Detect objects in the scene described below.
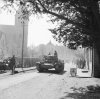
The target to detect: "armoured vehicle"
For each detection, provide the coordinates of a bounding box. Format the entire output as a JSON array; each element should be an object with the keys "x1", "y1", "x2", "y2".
[{"x1": 36, "y1": 55, "x2": 64, "y2": 73}]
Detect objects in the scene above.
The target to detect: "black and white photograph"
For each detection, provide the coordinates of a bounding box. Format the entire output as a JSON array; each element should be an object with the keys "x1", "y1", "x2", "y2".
[{"x1": 0, "y1": 0, "x2": 100, "y2": 99}]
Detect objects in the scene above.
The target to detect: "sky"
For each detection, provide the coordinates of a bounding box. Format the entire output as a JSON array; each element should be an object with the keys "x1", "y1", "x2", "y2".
[
  {"x1": 28, "y1": 15, "x2": 60, "y2": 47},
  {"x1": 0, "y1": 10, "x2": 61, "y2": 47},
  {"x1": 0, "y1": 12, "x2": 15, "y2": 25}
]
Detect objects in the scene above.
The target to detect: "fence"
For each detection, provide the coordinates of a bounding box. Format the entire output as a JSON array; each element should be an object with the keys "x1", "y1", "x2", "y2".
[{"x1": 15, "y1": 57, "x2": 41, "y2": 68}]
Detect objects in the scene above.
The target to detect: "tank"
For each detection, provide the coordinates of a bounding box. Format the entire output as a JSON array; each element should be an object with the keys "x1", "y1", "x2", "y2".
[{"x1": 36, "y1": 55, "x2": 64, "y2": 73}]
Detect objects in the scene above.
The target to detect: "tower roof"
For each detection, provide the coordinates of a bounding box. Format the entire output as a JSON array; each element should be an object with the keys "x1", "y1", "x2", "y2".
[{"x1": 47, "y1": 40, "x2": 53, "y2": 45}]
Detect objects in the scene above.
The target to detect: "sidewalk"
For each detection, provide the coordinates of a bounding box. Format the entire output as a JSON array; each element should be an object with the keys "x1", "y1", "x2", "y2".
[
  {"x1": 15, "y1": 66, "x2": 36, "y2": 72},
  {"x1": 0, "y1": 66, "x2": 36, "y2": 78}
]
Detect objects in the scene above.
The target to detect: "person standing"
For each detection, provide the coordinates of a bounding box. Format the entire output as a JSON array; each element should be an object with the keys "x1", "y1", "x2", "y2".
[{"x1": 10, "y1": 55, "x2": 16, "y2": 75}]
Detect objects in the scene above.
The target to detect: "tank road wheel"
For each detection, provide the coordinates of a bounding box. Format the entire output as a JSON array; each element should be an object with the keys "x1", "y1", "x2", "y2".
[
  {"x1": 36, "y1": 65, "x2": 43, "y2": 72},
  {"x1": 55, "y1": 64, "x2": 64, "y2": 73}
]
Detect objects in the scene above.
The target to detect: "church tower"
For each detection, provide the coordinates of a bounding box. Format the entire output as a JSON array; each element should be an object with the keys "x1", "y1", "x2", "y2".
[{"x1": 0, "y1": 7, "x2": 28, "y2": 58}]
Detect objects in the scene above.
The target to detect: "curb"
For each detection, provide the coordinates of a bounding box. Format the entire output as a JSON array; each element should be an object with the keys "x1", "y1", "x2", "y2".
[{"x1": 0, "y1": 67, "x2": 36, "y2": 77}]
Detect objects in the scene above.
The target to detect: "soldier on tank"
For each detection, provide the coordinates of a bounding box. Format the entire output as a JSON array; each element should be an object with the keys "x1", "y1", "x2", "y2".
[
  {"x1": 48, "y1": 52, "x2": 51, "y2": 55},
  {"x1": 54, "y1": 51, "x2": 58, "y2": 57},
  {"x1": 54, "y1": 50, "x2": 58, "y2": 62}
]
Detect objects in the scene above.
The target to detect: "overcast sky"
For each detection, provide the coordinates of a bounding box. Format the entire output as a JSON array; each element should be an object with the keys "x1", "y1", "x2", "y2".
[{"x1": 0, "y1": 10, "x2": 61, "y2": 47}]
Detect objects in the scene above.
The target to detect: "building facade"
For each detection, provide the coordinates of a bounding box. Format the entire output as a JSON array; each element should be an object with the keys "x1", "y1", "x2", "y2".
[{"x1": 0, "y1": 9, "x2": 28, "y2": 59}]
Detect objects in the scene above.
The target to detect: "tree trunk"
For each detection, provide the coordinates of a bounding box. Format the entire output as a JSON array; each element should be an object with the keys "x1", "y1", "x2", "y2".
[
  {"x1": 93, "y1": 36, "x2": 100, "y2": 77},
  {"x1": 90, "y1": 1, "x2": 100, "y2": 77}
]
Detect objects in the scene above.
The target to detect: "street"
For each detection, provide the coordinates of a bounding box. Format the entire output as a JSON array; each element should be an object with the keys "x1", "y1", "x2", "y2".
[{"x1": 0, "y1": 63, "x2": 100, "y2": 99}]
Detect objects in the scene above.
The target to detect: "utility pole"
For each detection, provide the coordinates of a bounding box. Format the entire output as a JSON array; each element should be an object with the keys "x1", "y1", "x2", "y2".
[
  {"x1": 21, "y1": 19, "x2": 25, "y2": 71},
  {"x1": 21, "y1": 1, "x2": 28, "y2": 71}
]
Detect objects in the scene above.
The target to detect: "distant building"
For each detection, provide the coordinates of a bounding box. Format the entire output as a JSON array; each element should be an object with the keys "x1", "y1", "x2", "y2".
[
  {"x1": 46, "y1": 40, "x2": 55, "y2": 55},
  {"x1": 0, "y1": 8, "x2": 28, "y2": 59}
]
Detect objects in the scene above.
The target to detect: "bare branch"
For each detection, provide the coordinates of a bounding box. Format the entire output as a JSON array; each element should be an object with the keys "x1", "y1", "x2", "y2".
[
  {"x1": 37, "y1": 0, "x2": 47, "y2": 11},
  {"x1": 44, "y1": 10, "x2": 92, "y2": 34},
  {"x1": 36, "y1": 0, "x2": 92, "y2": 35}
]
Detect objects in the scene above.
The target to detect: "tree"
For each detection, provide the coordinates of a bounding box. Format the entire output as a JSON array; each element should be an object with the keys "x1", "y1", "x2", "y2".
[{"x1": 2, "y1": 0, "x2": 100, "y2": 57}]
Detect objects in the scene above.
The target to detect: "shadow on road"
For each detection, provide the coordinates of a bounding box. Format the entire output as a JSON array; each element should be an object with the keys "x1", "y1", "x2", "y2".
[
  {"x1": 9, "y1": 67, "x2": 36, "y2": 75},
  {"x1": 0, "y1": 71, "x2": 7, "y2": 74},
  {"x1": 38, "y1": 70, "x2": 67, "y2": 75},
  {"x1": 60, "y1": 85, "x2": 100, "y2": 99}
]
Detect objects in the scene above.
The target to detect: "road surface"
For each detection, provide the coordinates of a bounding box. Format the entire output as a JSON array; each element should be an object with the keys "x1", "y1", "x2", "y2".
[{"x1": 0, "y1": 63, "x2": 100, "y2": 99}]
